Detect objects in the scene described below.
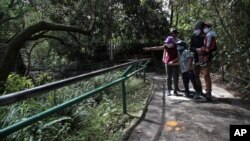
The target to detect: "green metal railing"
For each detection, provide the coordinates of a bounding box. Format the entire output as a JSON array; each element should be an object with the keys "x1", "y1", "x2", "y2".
[{"x1": 0, "y1": 58, "x2": 150, "y2": 138}]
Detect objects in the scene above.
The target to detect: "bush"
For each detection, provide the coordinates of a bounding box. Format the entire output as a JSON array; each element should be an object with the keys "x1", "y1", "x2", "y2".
[
  {"x1": 3, "y1": 73, "x2": 34, "y2": 94},
  {"x1": 35, "y1": 72, "x2": 53, "y2": 85},
  {"x1": 1, "y1": 72, "x2": 150, "y2": 141}
]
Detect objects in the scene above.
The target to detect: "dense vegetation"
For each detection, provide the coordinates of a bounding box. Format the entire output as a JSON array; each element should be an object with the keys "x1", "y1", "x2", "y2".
[
  {"x1": 0, "y1": 72, "x2": 151, "y2": 141},
  {"x1": 0, "y1": 0, "x2": 249, "y2": 140},
  {"x1": 169, "y1": 0, "x2": 250, "y2": 85},
  {"x1": 0, "y1": 0, "x2": 169, "y2": 84}
]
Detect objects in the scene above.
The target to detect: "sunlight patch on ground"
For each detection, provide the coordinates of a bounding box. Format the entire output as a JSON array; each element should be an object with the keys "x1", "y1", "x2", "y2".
[{"x1": 164, "y1": 121, "x2": 185, "y2": 133}]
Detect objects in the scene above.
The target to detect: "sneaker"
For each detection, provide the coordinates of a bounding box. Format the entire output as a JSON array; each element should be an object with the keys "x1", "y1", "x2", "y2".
[
  {"x1": 193, "y1": 92, "x2": 200, "y2": 99},
  {"x1": 176, "y1": 88, "x2": 181, "y2": 92},
  {"x1": 174, "y1": 90, "x2": 178, "y2": 96},
  {"x1": 167, "y1": 91, "x2": 171, "y2": 96},
  {"x1": 205, "y1": 92, "x2": 212, "y2": 101},
  {"x1": 184, "y1": 93, "x2": 190, "y2": 97},
  {"x1": 199, "y1": 91, "x2": 207, "y2": 99}
]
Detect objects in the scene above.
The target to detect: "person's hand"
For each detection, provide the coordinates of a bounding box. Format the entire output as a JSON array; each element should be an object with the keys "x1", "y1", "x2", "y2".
[
  {"x1": 196, "y1": 47, "x2": 205, "y2": 54},
  {"x1": 143, "y1": 47, "x2": 150, "y2": 51},
  {"x1": 200, "y1": 47, "x2": 205, "y2": 51},
  {"x1": 205, "y1": 48, "x2": 209, "y2": 52}
]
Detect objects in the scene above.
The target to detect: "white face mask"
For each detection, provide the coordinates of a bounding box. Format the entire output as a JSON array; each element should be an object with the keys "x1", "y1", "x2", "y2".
[
  {"x1": 194, "y1": 29, "x2": 201, "y2": 35},
  {"x1": 177, "y1": 46, "x2": 184, "y2": 50},
  {"x1": 203, "y1": 28, "x2": 210, "y2": 33},
  {"x1": 166, "y1": 43, "x2": 174, "y2": 48}
]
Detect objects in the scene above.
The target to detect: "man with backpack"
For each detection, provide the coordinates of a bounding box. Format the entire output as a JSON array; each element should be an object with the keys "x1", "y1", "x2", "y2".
[
  {"x1": 190, "y1": 21, "x2": 217, "y2": 101},
  {"x1": 198, "y1": 23, "x2": 217, "y2": 66}
]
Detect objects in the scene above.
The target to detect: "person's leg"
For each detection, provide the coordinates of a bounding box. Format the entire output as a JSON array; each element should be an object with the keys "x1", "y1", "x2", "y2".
[
  {"x1": 194, "y1": 65, "x2": 202, "y2": 93},
  {"x1": 167, "y1": 65, "x2": 173, "y2": 95},
  {"x1": 172, "y1": 65, "x2": 179, "y2": 94},
  {"x1": 165, "y1": 64, "x2": 172, "y2": 90},
  {"x1": 176, "y1": 67, "x2": 180, "y2": 91},
  {"x1": 189, "y1": 70, "x2": 200, "y2": 99},
  {"x1": 189, "y1": 70, "x2": 199, "y2": 92},
  {"x1": 198, "y1": 54, "x2": 203, "y2": 65},
  {"x1": 182, "y1": 72, "x2": 190, "y2": 96},
  {"x1": 203, "y1": 61, "x2": 212, "y2": 100},
  {"x1": 204, "y1": 55, "x2": 209, "y2": 63}
]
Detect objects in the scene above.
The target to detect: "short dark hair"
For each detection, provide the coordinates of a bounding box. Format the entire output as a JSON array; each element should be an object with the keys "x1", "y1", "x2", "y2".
[{"x1": 204, "y1": 22, "x2": 212, "y2": 28}]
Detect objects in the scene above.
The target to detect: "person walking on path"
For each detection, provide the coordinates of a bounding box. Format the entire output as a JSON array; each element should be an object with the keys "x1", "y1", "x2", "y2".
[{"x1": 144, "y1": 35, "x2": 179, "y2": 96}]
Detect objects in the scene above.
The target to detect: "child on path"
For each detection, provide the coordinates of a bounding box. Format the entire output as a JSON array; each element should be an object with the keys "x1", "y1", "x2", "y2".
[{"x1": 176, "y1": 40, "x2": 201, "y2": 98}]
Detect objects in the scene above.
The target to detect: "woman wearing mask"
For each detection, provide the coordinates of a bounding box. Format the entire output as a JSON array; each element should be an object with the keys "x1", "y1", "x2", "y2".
[{"x1": 144, "y1": 36, "x2": 179, "y2": 96}]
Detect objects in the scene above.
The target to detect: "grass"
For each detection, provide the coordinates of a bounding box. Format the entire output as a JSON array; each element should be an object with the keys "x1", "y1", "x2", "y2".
[{"x1": 0, "y1": 71, "x2": 151, "y2": 141}]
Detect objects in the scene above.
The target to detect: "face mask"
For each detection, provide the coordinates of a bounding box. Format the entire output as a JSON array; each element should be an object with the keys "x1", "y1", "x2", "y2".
[
  {"x1": 177, "y1": 46, "x2": 184, "y2": 51},
  {"x1": 177, "y1": 46, "x2": 184, "y2": 53},
  {"x1": 203, "y1": 28, "x2": 210, "y2": 33},
  {"x1": 166, "y1": 43, "x2": 174, "y2": 48},
  {"x1": 194, "y1": 29, "x2": 201, "y2": 35}
]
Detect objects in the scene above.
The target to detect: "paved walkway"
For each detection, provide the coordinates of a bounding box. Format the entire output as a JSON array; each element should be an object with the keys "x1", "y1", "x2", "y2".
[{"x1": 127, "y1": 73, "x2": 250, "y2": 141}]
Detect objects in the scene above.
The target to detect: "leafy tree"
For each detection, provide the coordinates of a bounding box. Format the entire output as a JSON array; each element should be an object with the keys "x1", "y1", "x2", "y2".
[
  {"x1": 0, "y1": 0, "x2": 95, "y2": 85},
  {"x1": 171, "y1": 0, "x2": 250, "y2": 81},
  {"x1": 0, "y1": 0, "x2": 170, "y2": 88}
]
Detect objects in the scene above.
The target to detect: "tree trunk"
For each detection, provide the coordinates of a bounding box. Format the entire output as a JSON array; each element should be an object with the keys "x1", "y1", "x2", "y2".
[
  {"x1": 0, "y1": 21, "x2": 93, "y2": 84},
  {"x1": 175, "y1": 6, "x2": 179, "y2": 27},
  {"x1": 168, "y1": 0, "x2": 174, "y2": 27}
]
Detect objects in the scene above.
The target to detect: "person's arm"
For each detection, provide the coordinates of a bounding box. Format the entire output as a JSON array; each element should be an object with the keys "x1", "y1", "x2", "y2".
[
  {"x1": 205, "y1": 35, "x2": 212, "y2": 53},
  {"x1": 169, "y1": 57, "x2": 179, "y2": 65},
  {"x1": 143, "y1": 45, "x2": 165, "y2": 51},
  {"x1": 190, "y1": 35, "x2": 205, "y2": 54},
  {"x1": 188, "y1": 57, "x2": 193, "y2": 71},
  {"x1": 171, "y1": 57, "x2": 179, "y2": 63},
  {"x1": 189, "y1": 35, "x2": 197, "y2": 53}
]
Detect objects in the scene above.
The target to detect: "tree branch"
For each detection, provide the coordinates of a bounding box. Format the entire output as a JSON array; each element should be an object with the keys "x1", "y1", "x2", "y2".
[
  {"x1": 67, "y1": 32, "x2": 85, "y2": 47},
  {"x1": 0, "y1": 20, "x2": 95, "y2": 83},
  {"x1": 29, "y1": 34, "x2": 71, "y2": 46},
  {"x1": 212, "y1": 0, "x2": 234, "y2": 42},
  {"x1": 0, "y1": 16, "x2": 19, "y2": 25}
]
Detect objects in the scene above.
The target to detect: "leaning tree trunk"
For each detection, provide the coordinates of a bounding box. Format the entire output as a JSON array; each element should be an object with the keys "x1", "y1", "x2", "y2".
[{"x1": 0, "y1": 21, "x2": 93, "y2": 84}]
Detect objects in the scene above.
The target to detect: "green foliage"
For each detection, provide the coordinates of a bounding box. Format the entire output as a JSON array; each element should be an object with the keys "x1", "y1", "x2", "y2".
[
  {"x1": 172, "y1": 0, "x2": 250, "y2": 82},
  {"x1": 35, "y1": 72, "x2": 53, "y2": 85},
  {"x1": 1, "y1": 71, "x2": 150, "y2": 141},
  {"x1": 3, "y1": 73, "x2": 34, "y2": 94}
]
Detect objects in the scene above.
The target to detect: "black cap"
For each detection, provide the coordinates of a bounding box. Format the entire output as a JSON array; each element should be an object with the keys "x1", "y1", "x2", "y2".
[{"x1": 194, "y1": 21, "x2": 205, "y2": 29}]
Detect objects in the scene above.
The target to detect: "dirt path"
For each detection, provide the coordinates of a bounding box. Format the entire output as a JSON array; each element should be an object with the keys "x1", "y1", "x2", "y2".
[{"x1": 126, "y1": 73, "x2": 250, "y2": 141}]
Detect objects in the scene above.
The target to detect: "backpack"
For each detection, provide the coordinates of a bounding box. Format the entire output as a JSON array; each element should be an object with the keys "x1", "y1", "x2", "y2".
[{"x1": 205, "y1": 31, "x2": 217, "y2": 53}]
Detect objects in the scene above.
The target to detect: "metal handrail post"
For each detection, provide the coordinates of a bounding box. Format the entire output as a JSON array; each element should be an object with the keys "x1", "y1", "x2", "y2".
[
  {"x1": 121, "y1": 81, "x2": 127, "y2": 114},
  {"x1": 142, "y1": 60, "x2": 150, "y2": 83},
  {"x1": 0, "y1": 77, "x2": 126, "y2": 138},
  {"x1": 221, "y1": 65, "x2": 224, "y2": 82},
  {"x1": 121, "y1": 65, "x2": 134, "y2": 114},
  {"x1": 0, "y1": 59, "x2": 151, "y2": 138}
]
